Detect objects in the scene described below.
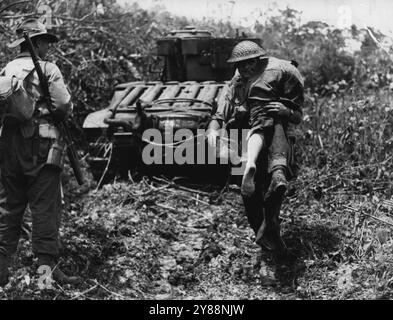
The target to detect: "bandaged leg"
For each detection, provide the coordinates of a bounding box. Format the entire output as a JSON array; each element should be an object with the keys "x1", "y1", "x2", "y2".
[{"x1": 241, "y1": 132, "x2": 264, "y2": 197}]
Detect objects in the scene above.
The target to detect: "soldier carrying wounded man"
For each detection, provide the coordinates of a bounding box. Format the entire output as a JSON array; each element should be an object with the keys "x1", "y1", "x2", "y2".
[{"x1": 207, "y1": 40, "x2": 304, "y2": 257}]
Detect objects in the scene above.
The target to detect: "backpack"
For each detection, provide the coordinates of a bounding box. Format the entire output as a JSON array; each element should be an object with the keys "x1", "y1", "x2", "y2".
[{"x1": 0, "y1": 67, "x2": 37, "y2": 125}]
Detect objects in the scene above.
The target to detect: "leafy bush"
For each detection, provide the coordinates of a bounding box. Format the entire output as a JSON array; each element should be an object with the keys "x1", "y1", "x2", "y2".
[
  {"x1": 2, "y1": 1, "x2": 393, "y2": 301},
  {"x1": 1, "y1": 2, "x2": 391, "y2": 118}
]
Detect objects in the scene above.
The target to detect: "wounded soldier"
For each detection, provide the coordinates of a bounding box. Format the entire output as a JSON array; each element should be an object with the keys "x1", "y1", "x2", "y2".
[{"x1": 207, "y1": 40, "x2": 304, "y2": 257}]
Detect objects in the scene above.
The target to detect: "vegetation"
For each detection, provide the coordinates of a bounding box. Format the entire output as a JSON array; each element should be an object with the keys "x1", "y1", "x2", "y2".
[{"x1": 1, "y1": 0, "x2": 393, "y2": 300}]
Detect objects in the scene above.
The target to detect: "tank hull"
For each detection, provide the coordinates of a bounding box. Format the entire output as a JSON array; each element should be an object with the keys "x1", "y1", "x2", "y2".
[{"x1": 83, "y1": 81, "x2": 233, "y2": 184}]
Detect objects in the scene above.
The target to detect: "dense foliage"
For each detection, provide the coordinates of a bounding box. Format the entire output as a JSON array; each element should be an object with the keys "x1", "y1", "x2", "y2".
[
  {"x1": 1, "y1": 2, "x2": 392, "y2": 120},
  {"x1": 1, "y1": 0, "x2": 393, "y2": 300}
]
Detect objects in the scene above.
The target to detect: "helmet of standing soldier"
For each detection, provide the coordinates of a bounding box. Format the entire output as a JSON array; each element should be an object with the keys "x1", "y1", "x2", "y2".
[
  {"x1": 227, "y1": 40, "x2": 267, "y2": 63},
  {"x1": 8, "y1": 19, "x2": 58, "y2": 48}
]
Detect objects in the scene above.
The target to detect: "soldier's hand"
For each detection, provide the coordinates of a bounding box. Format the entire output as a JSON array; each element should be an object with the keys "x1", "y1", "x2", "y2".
[{"x1": 264, "y1": 102, "x2": 291, "y2": 118}]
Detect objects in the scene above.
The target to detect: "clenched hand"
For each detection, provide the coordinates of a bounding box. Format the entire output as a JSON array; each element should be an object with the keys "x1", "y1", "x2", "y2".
[{"x1": 264, "y1": 102, "x2": 291, "y2": 118}]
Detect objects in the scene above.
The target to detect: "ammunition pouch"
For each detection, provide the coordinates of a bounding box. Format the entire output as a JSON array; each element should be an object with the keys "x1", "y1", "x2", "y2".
[
  {"x1": 38, "y1": 123, "x2": 60, "y2": 140},
  {"x1": 38, "y1": 123, "x2": 64, "y2": 170},
  {"x1": 46, "y1": 139, "x2": 66, "y2": 170}
]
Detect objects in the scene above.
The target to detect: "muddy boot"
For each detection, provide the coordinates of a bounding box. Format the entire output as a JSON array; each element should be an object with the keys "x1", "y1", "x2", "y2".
[
  {"x1": 273, "y1": 248, "x2": 297, "y2": 266},
  {"x1": 0, "y1": 255, "x2": 10, "y2": 287},
  {"x1": 265, "y1": 168, "x2": 287, "y2": 203},
  {"x1": 257, "y1": 252, "x2": 277, "y2": 286},
  {"x1": 255, "y1": 208, "x2": 287, "y2": 255},
  {"x1": 259, "y1": 260, "x2": 277, "y2": 286},
  {"x1": 36, "y1": 255, "x2": 81, "y2": 286},
  {"x1": 256, "y1": 223, "x2": 287, "y2": 254},
  {"x1": 241, "y1": 165, "x2": 256, "y2": 197}
]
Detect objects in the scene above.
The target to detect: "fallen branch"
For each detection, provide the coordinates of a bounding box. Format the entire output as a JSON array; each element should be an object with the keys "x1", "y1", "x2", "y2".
[
  {"x1": 142, "y1": 184, "x2": 170, "y2": 196},
  {"x1": 0, "y1": 13, "x2": 35, "y2": 19},
  {"x1": 344, "y1": 204, "x2": 393, "y2": 228},
  {"x1": 0, "y1": 0, "x2": 29, "y2": 15},
  {"x1": 160, "y1": 188, "x2": 211, "y2": 205},
  {"x1": 155, "y1": 203, "x2": 203, "y2": 230},
  {"x1": 361, "y1": 212, "x2": 393, "y2": 228},
  {"x1": 126, "y1": 184, "x2": 170, "y2": 200},
  {"x1": 152, "y1": 176, "x2": 211, "y2": 196},
  {"x1": 156, "y1": 203, "x2": 178, "y2": 213},
  {"x1": 70, "y1": 285, "x2": 98, "y2": 300},
  {"x1": 51, "y1": 13, "x2": 95, "y2": 23},
  {"x1": 92, "y1": 280, "x2": 129, "y2": 300},
  {"x1": 53, "y1": 282, "x2": 70, "y2": 300},
  {"x1": 190, "y1": 196, "x2": 210, "y2": 206}
]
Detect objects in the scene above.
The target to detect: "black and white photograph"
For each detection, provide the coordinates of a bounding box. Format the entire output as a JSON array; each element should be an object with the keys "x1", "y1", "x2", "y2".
[{"x1": 1, "y1": 0, "x2": 393, "y2": 305}]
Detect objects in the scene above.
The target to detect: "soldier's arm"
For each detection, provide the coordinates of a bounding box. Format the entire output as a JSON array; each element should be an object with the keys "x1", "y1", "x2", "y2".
[
  {"x1": 283, "y1": 63, "x2": 304, "y2": 125},
  {"x1": 259, "y1": 65, "x2": 304, "y2": 124},
  {"x1": 209, "y1": 103, "x2": 233, "y2": 129},
  {"x1": 262, "y1": 101, "x2": 302, "y2": 124},
  {"x1": 207, "y1": 97, "x2": 233, "y2": 146},
  {"x1": 45, "y1": 63, "x2": 73, "y2": 120},
  {"x1": 210, "y1": 83, "x2": 237, "y2": 126},
  {"x1": 207, "y1": 81, "x2": 238, "y2": 147}
]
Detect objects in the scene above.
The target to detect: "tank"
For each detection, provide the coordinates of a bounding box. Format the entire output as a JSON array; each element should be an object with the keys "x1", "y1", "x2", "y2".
[{"x1": 82, "y1": 26, "x2": 261, "y2": 185}]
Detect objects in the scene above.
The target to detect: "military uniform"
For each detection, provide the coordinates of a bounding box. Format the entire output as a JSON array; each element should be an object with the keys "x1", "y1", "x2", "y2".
[
  {"x1": 212, "y1": 55, "x2": 304, "y2": 253},
  {"x1": 0, "y1": 30, "x2": 72, "y2": 276},
  {"x1": 213, "y1": 57, "x2": 304, "y2": 178}
]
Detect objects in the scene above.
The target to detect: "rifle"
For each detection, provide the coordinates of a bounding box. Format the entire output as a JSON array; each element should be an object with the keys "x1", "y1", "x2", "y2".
[{"x1": 23, "y1": 31, "x2": 85, "y2": 185}]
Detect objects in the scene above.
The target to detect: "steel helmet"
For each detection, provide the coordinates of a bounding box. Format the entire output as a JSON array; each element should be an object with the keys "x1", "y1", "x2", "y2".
[{"x1": 227, "y1": 40, "x2": 267, "y2": 63}]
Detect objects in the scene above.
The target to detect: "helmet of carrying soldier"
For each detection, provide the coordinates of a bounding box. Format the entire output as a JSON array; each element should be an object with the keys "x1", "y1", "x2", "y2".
[{"x1": 227, "y1": 40, "x2": 267, "y2": 63}]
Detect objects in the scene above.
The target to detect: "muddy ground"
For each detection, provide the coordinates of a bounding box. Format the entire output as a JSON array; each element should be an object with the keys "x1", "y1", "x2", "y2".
[{"x1": 1, "y1": 163, "x2": 393, "y2": 300}]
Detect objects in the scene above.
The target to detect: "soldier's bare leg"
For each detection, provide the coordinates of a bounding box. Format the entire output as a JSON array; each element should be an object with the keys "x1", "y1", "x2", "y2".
[
  {"x1": 241, "y1": 132, "x2": 264, "y2": 197},
  {"x1": 244, "y1": 122, "x2": 289, "y2": 254}
]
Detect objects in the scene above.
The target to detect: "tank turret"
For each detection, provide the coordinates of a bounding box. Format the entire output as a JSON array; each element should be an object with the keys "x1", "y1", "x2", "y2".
[{"x1": 157, "y1": 26, "x2": 261, "y2": 81}]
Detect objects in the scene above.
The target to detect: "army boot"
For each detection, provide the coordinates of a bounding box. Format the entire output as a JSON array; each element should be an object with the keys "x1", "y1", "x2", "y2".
[
  {"x1": 36, "y1": 255, "x2": 81, "y2": 286},
  {"x1": 0, "y1": 255, "x2": 10, "y2": 287},
  {"x1": 256, "y1": 222, "x2": 287, "y2": 254},
  {"x1": 255, "y1": 203, "x2": 287, "y2": 255},
  {"x1": 265, "y1": 168, "x2": 287, "y2": 203}
]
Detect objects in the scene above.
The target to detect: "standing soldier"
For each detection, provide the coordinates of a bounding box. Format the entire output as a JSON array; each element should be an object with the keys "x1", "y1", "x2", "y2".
[
  {"x1": 0, "y1": 19, "x2": 79, "y2": 286},
  {"x1": 207, "y1": 40, "x2": 304, "y2": 261}
]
